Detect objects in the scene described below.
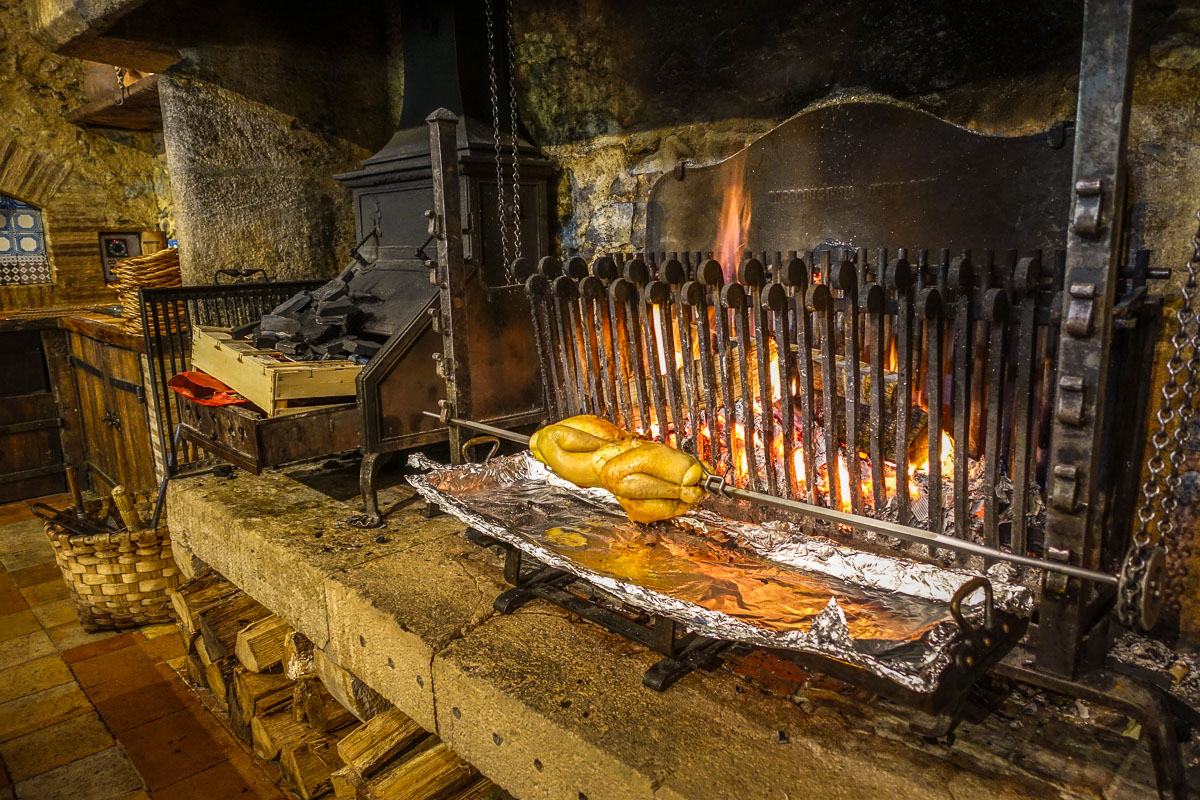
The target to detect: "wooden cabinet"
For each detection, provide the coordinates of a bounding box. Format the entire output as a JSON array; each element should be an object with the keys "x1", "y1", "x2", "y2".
[
  {"x1": 67, "y1": 329, "x2": 156, "y2": 493},
  {"x1": 0, "y1": 329, "x2": 73, "y2": 503}
]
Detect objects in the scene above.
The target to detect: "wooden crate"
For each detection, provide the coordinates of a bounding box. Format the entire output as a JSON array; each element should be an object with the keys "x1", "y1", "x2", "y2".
[{"x1": 191, "y1": 326, "x2": 361, "y2": 417}]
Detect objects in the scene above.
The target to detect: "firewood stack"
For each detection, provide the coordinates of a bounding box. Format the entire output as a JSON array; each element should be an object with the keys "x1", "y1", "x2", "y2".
[{"x1": 170, "y1": 569, "x2": 509, "y2": 800}]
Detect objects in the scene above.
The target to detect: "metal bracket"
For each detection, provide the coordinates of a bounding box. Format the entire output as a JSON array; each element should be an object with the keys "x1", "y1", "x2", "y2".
[
  {"x1": 1065, "y1": 282, "x2": 1098, "y2": 336},
  {"x1": 1049, "y1": 464, "x2": 1080, "y2": 512},
  {"x1": 1073, "y1": 177, "x2": 1103, "y2": 236},
  {"x1": 1055, "y1": 375, "x2": 1087, "y2": 425},
  {"x1": 1045, "y1": 546, "x2": 1073, "y2": 595}
]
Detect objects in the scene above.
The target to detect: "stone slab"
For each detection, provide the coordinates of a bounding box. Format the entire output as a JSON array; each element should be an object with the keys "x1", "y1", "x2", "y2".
[
  {"x1": 167, "y1": 471, "x2": 434, "y2": 649},
  {"x1": 323, "y1": 520, "x2": 508, "y2": 732},
  {"x1": 433, "y1": 608, "x2": 1049, "y2": 800}
]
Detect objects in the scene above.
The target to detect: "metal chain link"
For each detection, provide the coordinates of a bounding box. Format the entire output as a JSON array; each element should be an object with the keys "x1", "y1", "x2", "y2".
[
  {"x1": 1120, "y1": 210, "x2": 1200, "y2": 626},
  {"x1": 484, "y1": 0, "x2": 512, "y2": 278},
  {"x1": 505, "y1": 0, "x2": 523, "y2": 264}
]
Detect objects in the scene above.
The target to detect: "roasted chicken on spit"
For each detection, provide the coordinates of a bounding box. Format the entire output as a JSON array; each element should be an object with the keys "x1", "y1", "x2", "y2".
[{"x1": 529, "y1": 415, "x2": 707, "y2": 523}]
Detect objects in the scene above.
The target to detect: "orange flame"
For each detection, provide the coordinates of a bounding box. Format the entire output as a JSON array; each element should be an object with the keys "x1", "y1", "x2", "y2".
[{"x1": 713, "y1": 156, "x2": 751, "y2": 281}]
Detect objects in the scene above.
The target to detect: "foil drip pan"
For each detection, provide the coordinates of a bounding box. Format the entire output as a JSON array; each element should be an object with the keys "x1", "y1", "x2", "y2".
[{"x1": 407, "y1": 452, "x2": 1034, "y2": 694}]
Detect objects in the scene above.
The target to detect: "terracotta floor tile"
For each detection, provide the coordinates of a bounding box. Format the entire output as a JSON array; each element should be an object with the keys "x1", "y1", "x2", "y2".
[
  {"x1": 138, "y1": 629, "x2": 185, "y2": 663},
  {"x1": 119, "y1": 708, "x2": 231, "y2": 791},
  {"x1": 154, "y1": 757, "x2": 284, "y2": 800},
  {"x1": 0, "y1": 631, "x2": 53, "y2": 671},
  {"x1": 0, "y1": 549, "x2": 53, "y2": 574},
  {"x1": 0, "y1": 653, "x2": 74, "y2": 704},
  {"x1": 0, "y1": 524, "x2": 44, "y2": 556},
  {"x1": 17, "y1": 579, "x2": 69, "y2": 608},
  {"x1": 30, "y1": 597, "x2": 77, "y2": 629},
  {"x1": 49, "y1": 622, "x2": 124, "y2": 655},
  {"x1": 0, "y1": 682, "x2": 91, "y2": 742},
  {"x1": 0, "y1": 752, "x2": 8, "y2": 788},
  {"x1": 0, "y1": 594, "x2": 25, "y2": 618},
  {"x1": 11, "y1": 745, "x2": 143, "y2": 800},
  {"x1": 62, "y1": 630, "x2": 142, "y2": 665},
  {"x1": 0, "y1": 787, "x2": 9, "y2": 800},
  {"x1": 0, "y1": 575, "x2": 14, "y2": 595},
  {"x1": 0, "y1": 711, "x2": 114, "y2": 782},
  {"x1": 91, "y1": 675, "x2": 186, "y2": 734},
  {"x1": 0, "y1": 611, "x2": 38, "y2": 644},
  {"x1": 8, "y1": 563, "x2": 60, "y2": 590},
  {"x1": 139, "y1": 623, "x2": 180, "y2": 640},
  {"x1": 71, "y1": 639, "x2": 159, "y2": 688}
]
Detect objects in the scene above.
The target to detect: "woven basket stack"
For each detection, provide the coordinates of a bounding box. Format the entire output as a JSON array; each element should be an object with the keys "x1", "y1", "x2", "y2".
[
  {"x1": 111, "y1": 246, "x2": 182, "y2": 334},
  {"x1": 42, "y1": 493, "x2": 179, "y2": 632}
]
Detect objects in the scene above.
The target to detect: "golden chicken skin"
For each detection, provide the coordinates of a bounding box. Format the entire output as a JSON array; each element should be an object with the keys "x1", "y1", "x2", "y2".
[
  {"x1": 599, "y1": 441, "x2": 706, "y2": 524},
  {"x1": 529, "y1": 415, "x2": 630, "y2": 488}
]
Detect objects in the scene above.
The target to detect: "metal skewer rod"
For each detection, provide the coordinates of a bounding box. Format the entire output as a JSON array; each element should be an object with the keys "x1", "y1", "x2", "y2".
[{"x1": 424, "y1": 412, "x2": 1119, "y2": 587}]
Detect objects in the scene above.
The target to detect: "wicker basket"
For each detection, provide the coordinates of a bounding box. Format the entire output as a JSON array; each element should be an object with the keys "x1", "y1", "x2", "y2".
[
  {"x1": 39, "y1": 494, "x2": 180, "y2": 632},
  {"x1": 111, "y1": 247, "x2": 182, "y2": 335}
]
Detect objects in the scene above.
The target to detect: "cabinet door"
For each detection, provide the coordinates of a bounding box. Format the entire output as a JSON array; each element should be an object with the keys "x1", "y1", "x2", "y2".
[
  {"x1": 69, "y1": 332, "x2": 121, "y2": 492},
  {"x1": 101, "y1": 345, "x2": 156, "y2": 492}
]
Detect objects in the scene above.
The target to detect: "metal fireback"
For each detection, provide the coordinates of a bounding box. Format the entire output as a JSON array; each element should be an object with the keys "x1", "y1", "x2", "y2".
[{"x1": 646, "y1": 101, "x2": 1075, "y2": 258}]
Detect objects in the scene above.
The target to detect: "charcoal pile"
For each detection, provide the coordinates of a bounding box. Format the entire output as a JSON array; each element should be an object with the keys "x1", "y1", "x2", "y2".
[{"x1": 232, "y1": 265, "x2": 390, "y2": 364}]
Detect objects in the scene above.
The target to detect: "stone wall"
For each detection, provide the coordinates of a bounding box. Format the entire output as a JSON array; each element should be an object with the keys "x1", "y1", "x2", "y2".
[
  {"x1": 0, "y1": 0, "x2": 165, "y2": 311},
  {"x1": 155, "y1": 2, "x2": 392, "y2": 285}
]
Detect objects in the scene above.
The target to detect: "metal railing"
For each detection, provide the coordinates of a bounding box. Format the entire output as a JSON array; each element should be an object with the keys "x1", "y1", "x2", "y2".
[{"x1": 138, "y1": 281, "x2": 324, "y2": 474}]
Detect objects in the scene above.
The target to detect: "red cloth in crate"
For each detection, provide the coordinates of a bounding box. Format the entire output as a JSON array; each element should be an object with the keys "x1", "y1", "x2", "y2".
[{"x1": 167, "y1": 371, "x2": 248, "y2": 406}]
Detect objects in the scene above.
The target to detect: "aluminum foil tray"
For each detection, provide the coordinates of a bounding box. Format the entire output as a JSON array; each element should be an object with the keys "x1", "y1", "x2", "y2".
[{"x1": 407, "y1": 452, "x2": 1033, "y2": 693}]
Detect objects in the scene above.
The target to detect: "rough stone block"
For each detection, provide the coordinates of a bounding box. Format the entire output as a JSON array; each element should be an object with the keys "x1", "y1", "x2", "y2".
[{"x1": 323, "y1": 514, "x2": 504, "y2": 732}]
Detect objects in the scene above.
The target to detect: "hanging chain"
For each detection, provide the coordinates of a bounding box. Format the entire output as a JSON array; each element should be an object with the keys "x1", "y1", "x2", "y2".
[
  {"x1": 114, "y1": 67, "x2": 128, "y2": 107},
  {"x1": 484, "y1": 0, "x2": 512, "y2": 278},
  {"x1": 1119, "y1": 210, "x2": 1200, "y2": 628},
  {"x1": 505, "y1": 0, "x2": 523, "y2": 265}
]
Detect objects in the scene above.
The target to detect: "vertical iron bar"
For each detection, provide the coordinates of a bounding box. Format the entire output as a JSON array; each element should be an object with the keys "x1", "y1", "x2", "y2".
[
  {"x1": 833, "y1": 260, "x2": 862, "y2": 515},
  {"x1": 888, "y1": 256, "x2": 914, "y2": 525},
  {"x1": 793, "y1": 270, "x2": 819, "y2": 504},
  {"x1": 648, "y1": 280, "x2": 685, "y2": 449},
  {"x1": 553, "y1": 276, "x2": 587, "y2": 416},
  {"x1": 684, "y1": 281, "x2": 719, "y2": 465},
  {"x1": 810, "y1": 284, "x2": 840, "y2": 510},
  {"x1": 949, "y1": 255, "x2": 974, "y2": 540},
  {"x1": 613, "y1": 278, "x2": 652, "y2": 434},
  {"x1": 982, "y1": 289, "x2": 1009, "y2": 551},
  {"x1": 742, "y1": 259, "x2": 777, "y2": 496},
  {"x1": 724, "y1": 282, "x2": 759, "y2": 489},
  {"x1": 664, "y1": 259, "x2": 700, "y2": 450},
  {"x1": 700, "y1": 260, "x2": 737, "y2": 474},
  {"x1": 765, "y1": 282, "x2": 796, "y2": 499},
  {"x1": 864, "y1": 284, "x2": 886, "y2": 513},
  {"x1": 920, "y1": 288, "x2": 945, "y2": 535},
  {"x1": 1010, "y1": 254, "x2": 1042, "y2": 556}
]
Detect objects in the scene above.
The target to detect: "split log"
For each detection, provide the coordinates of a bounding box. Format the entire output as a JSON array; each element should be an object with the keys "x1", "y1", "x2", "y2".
[
  {"x1": 365, "y1": 741, "x2": 475, "y2": 800},
  {"x1": 235, "y1": 666, "x2": 294, "y2": 725},
  {"x1": 251, "y1": 706, "x2": 313, "y2": 761},
  {"x1": 195, "y1": 634, "x2": 214, "y2": 667},
  {"x1": 226, "y1": 681, "x2": 253, "y2": 744},
  {"x1": 204, "y1": 658, "x2": 236, "y2": 713},
  {"x1": 336, "y1": 707, "x2": 425, "y2": 780},
  {"x1": 184, "y1": 651, "x2": 207, "y2": 688},
  {"x1": 285, "y1": 629, "x2": 317, "y2": 680},
  {"x1": 331, "y1": 766, "x2": 366, "y2": 799},
  {"x1": 170, "y1": 569, "x2": 241, "y2": 639},
  {"x1": 236, "y1": 615, "x2": 290, "y2": 673},
  {"x1": 294, "y1": 677, "x2": 357, "y2": 734},
  {"x1": 282, "y1": 736, "x2": 346, "y2": 800},
  {"x1": 199, "y1": 592, "x2": 272, "y2": 661},
  {"x1": 315, "y1": 649, "x2": 392, "y2": 723}
]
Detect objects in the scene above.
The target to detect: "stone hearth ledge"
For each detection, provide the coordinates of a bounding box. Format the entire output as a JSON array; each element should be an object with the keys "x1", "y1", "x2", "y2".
[{"x1": 168, "y1": 469, "x2": 1048, "y2": 800}]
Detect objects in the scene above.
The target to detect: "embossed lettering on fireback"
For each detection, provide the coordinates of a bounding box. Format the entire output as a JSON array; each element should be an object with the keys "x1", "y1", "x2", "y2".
[{"x1": 768, "y1": 178, "x2": 938, "y2": 205}]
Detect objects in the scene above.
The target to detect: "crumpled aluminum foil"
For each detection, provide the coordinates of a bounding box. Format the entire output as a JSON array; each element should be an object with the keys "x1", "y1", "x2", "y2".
[{"x1": 407, "y1": 452, "x2": 1033, "y2": 694}]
